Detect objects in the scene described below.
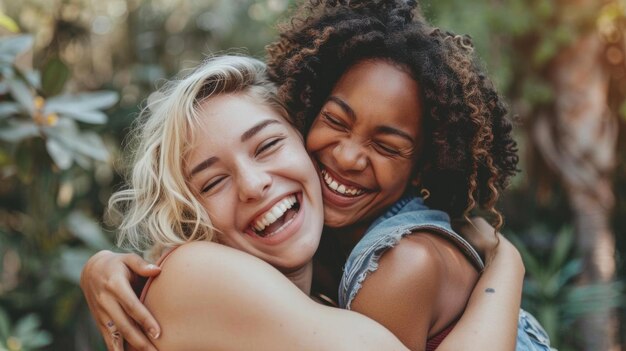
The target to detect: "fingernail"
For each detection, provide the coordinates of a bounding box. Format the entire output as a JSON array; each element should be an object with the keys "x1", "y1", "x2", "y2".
[
  {"x1": 149, "y1": 327, "x2": 160, "y2": 339},
  {"x1": 146, "y1": 264, "x2": 159, "y2": 270}
]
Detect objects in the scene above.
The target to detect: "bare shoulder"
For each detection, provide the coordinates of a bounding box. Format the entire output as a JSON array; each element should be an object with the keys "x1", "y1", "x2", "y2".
[
  {"x1": 144, "y1": 241, "x2": 302, "y2": 350},
  {"x1": 377, "y1": 232, "x2": 446, "y2": 283}
]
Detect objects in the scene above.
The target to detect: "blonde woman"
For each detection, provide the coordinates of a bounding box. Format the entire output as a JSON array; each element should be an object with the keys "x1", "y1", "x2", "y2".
[{"x1": 81, "y1": 55, "x2": 525, "y2": 350}]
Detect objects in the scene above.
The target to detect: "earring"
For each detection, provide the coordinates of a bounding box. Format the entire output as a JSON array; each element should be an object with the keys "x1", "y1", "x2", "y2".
[{"x1": 420, "y1": 188, "x2": 430, "y2": 200}]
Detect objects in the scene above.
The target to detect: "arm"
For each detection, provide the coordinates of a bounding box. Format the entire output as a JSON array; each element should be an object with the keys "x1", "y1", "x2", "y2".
[
  {"x1": 145, "y1": 241, "x2": 409, "y2": 351},
  {"x1": 438, "y1": 233, "x2": 524, "y2": 351},
  {"x1": 347, "y1": 218, "x2": 524, "y2": 351},
  {"x1": 80, "y1": 250, "x2": 162, "y2": 351}
]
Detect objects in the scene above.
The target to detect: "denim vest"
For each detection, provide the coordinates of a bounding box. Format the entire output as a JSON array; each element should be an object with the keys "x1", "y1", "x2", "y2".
[{"x1": 339, "y1": 196, "x2": 555, "y2": 351}]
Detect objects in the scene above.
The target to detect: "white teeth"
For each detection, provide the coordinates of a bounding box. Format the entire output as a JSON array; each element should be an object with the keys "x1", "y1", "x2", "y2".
[
  {"x1": 252, "y1": 195, "x2": 297, "y2": 232},
  {"x1": 321, "y1": 169, "x2": 365, "y2": 196}
]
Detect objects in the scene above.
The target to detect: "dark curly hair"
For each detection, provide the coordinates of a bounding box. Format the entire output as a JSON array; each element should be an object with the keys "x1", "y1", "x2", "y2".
[{"x1": 266, "y1": 0, "x2": 518, "y2": 228}]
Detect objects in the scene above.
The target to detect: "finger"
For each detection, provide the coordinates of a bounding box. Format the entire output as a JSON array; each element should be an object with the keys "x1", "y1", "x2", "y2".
[
  {"x1": 102, "y1": 296, "x2": 158, "y2": 351},
  {"x1": 108, "y1": 276, "x2": 161, "y2": 339},
  {"x1": 122, "y1": 253, "x2": 161, "y2": 278},
  {"x1": 96, "y1": 321, "x2": 118, "y2": 351}
]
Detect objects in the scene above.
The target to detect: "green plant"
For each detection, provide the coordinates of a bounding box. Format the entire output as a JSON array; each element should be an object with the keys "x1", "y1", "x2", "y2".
[
  {"x1": 0, "y1": 308, "x2": 51, "y2": 351},
  {"x1": 509, "y1": 226, "x2": 624, "y2": 350}
]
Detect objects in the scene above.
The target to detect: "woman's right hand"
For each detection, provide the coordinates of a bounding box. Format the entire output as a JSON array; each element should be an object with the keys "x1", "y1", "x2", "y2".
[{"x1": 80, "y1": 250, "x2": 162, "y2": 351}]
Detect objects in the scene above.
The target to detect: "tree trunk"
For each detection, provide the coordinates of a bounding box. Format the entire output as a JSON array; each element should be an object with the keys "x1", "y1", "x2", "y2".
[{"x1": 532, "y1": 32, "x2": 620, "y2": 350}]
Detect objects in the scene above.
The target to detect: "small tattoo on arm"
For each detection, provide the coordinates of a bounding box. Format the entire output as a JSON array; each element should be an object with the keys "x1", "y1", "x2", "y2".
[{"x1": 485, "y1": 288, "x2": 496, "y2": 293}]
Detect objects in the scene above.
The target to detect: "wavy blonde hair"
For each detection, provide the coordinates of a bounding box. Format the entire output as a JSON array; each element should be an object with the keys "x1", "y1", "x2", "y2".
[{"x1": 108, "y1": 55, "x2": 291, "y2": 260}]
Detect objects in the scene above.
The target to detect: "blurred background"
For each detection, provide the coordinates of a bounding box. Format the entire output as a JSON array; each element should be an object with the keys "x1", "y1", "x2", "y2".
[{"x1": 0, "y1": 0, "x2": 624, "y2": 350}]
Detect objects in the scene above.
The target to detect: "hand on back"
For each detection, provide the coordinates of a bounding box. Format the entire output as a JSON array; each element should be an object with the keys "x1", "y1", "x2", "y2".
[{"x1": 80, "y1": 250, "x2": 161, "y2": 350}]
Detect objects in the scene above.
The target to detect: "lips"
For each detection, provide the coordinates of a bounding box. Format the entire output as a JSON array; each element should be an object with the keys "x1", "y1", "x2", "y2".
[
  {"x1": 317, "y1": 165, "x2": 375, "y2": 208},
  {"x1": 320, "y1": 169, "x2": 365, "y2": 196},
  {"x1": 246, "y1": 193, "x2": 302, "y2": 241}
]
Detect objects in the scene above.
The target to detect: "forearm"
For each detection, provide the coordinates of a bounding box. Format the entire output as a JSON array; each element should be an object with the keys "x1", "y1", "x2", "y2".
[{"x1": 438, "y1": 240, "x2": 524, "y2": 351}]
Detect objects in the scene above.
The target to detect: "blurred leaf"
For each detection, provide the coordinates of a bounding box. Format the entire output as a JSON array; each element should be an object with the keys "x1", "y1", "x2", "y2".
[
  {"x1": 557, "y1": 259, "x2": 582, "y2": 288},
  {"x1": 58, "y1": 248, "x2": 93, "y2": 284},
  {"x1": 59, "y1": 110, "x2": 108, "y2": 124},
  {"x1": 6, "y1": 78, "x2": 34, "y2": 114},
  {"x1": 0, "y1": 13, "x2": 19, "y2": 33},
  {"x1": 0, "y1": 102, "x2": 21, "y2": 119},
  {"x1": 0, "y1": 309, "x2": 9, "y2": 339},
  {"x1": 0, "y1": 35, "x2": 33, "y2": 64},
  {"x1": 67, "y1": 211, "x2": 112, "y2": 250},
  {"x1": 46, "y1": 138, "x2": 73, "y2": 170},
  {"x1": 13, "y1": 314, "x2": 41, "y2": 338},
  {"x1": 0, "y1": 121, "x2": 39, "y2": 142},
  {"x1": 41, "y1": 59, "x2": 70, "y2": 97},
  {"x1": 533, "y1": 38, "x2": 558, "y2": 66},
  {"x1": 45, "y1": 91, "x2": 119, "y2": 116},
  {"x1": 548, "y1": 226, "x2": 573, "y2": 272},
  {"x1": 71, "y1": 132, "x2": 109, "y2": 161},
  {"x1": 23, "y1": 70, "x2": 41, "y2": 90},
  {"x1": 20, "y1": 331, "x2": 52, "y2": 349}
]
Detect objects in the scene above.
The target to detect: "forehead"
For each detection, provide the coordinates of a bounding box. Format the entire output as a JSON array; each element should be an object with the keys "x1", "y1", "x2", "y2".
[
  {"x1": 330, "y1": 60, "x2": 422, "y2": 130},
  {"x1": 194, "y1": 94, "x2": 284, "y2": 138}
]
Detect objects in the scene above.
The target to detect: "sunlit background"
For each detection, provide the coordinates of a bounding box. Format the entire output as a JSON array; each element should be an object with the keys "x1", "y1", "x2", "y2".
[{"x1": 0, "y1": 0, "x2": 624, "y2": 350}]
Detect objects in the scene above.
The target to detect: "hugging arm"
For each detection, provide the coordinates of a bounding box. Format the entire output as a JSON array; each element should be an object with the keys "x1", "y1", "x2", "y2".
[
  {"x1": 438, "y1": 218, "x2": 524, "y2": 350},
  {"x1": 142, "y1": 241, "x2": 409, "y2": 351},
  {"x1": 80, "y1": 250, "x2": 162, "y2": 351}
]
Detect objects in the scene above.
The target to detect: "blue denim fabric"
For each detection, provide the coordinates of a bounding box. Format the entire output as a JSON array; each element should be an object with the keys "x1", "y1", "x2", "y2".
[{"x1": 339, "y1": 196, "x2": 555, "y2": 350}]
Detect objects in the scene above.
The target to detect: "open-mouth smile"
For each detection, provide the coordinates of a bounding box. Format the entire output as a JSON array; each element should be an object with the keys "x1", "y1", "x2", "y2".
[
  {"x1": 320, "y1": 168, "x2": 369, "y2": 197},
  {"x1": 248, "y1": 193, "x2": 301, "y2": 238}
]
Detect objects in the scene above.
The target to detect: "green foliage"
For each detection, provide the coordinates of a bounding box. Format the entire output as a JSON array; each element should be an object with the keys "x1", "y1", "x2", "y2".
[
  {"x1": 509, "y1": 226, "x2": 625, "y2": 349},
  {"x1": 0, "y1": 28, "x2": 119, "y2": 350},
  {"x1": 0, "y1": 308, "x2": 52, "y2": 351}
]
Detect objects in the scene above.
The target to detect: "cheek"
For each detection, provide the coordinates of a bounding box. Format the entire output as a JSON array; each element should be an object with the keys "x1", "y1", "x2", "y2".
[
  {"x1": 305, "y1": 120, "x2": 326, "y2": 152},
  {"x1": 376, "y1": 159, "x2": 413, "y2": 194}
]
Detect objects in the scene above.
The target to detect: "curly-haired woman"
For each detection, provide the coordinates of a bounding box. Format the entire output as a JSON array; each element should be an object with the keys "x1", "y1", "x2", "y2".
[
  {"x1": 265, "y1": 1, "x2": 551, "y2": 349},
  {"x1": 81, "y1": 1, "x2": 552, "y2": 350}
]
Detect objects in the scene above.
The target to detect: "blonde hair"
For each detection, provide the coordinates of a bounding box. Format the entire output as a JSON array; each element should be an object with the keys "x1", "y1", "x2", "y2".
[{"x1": 108, "y1": 55, "x2": 290, "y2": 260}]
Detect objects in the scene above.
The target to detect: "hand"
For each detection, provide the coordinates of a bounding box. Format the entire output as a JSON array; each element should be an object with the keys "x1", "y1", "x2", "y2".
[
  {"x1": 80, "y1": 250, "x2": 162, "y2": 351},
  {"x1": 452, "y1": 217, "x2": 500, "y2": 264}
]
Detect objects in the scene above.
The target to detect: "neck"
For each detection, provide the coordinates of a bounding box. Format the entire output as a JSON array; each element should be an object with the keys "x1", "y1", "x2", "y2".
[
  {"x1": 325, "y1": 221, "x2": 371, "y2": 255},
  {"x1": 283, "y1": 261, "x2": 313, "y2": 295}
]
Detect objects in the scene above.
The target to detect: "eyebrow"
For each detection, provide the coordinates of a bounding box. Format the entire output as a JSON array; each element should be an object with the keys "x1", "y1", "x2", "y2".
[
  {"x1": 241, "y1": 119, "x2": 280, "y2": 142},
  {"x1": 327, "y1": 96, "x2": 415, "y2": 144},
  {"x1": 190, "y1": 156, "x2": 219, "y2": 177},
  {"x1": 375, "y1": 125, "x2": 415, "y2": 144},
  {"x1": 327, "y1": 96, "x2": 356, "y2": 122}
]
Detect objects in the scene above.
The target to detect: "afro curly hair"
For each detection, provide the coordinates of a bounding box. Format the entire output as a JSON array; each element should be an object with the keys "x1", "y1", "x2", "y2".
[{"x1": 266, "y1": 0, "x2": 519, "y2": 228}]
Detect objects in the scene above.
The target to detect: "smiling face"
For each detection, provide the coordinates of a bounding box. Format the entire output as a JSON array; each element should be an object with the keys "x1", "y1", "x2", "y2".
[
  {"x1": 186, "y1": 94, "x2": 324, "y2": 273},
  {"x1": 306, "y1": 59, "x2": 423, "y2": 228}
]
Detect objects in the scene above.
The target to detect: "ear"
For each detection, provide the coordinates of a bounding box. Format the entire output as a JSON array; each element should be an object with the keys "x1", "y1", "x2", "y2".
[{"x1": 411, "y1": 174, "x2": 421, "y2": 187}]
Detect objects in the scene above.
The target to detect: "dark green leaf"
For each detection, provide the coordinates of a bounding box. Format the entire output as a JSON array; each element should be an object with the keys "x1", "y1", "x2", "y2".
[{"x1": 41, "y1": 58, "x2": 70, "y2": 97}]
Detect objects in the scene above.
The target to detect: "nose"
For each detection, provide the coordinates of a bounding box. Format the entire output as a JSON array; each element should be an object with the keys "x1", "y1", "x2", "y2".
[
  {"x1": 237, "y1": 163, "x2": 272, "y2": 202},
  {"x1": 332, "y1": 138, "x2": 368, "y2": 172}
]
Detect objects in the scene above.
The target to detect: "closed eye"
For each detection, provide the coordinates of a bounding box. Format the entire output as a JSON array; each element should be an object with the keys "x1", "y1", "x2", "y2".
[
  {"x1": 201, "y1": 176, "x2": 226, "y2": 193},
  {"x1": 255, "y1": 137, "x2": 285, "y2": 157},
  {"x1": 322, "y1": 112, "x2": 348, "y2": 131},
  {"x1": 373, "y1": 142, "x2": 402, "y2": 156}
]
